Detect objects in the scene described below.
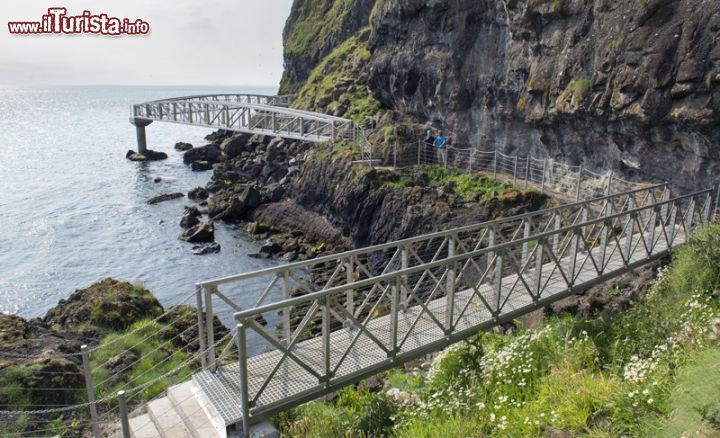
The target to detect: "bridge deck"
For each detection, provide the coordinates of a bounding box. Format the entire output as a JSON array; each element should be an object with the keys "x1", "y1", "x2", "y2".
[{"x1": 194, "y1": 224, "x2": 683, "y2": 425}]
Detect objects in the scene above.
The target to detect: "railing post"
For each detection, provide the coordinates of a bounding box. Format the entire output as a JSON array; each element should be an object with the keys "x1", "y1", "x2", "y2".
[
  {"x1": 668, "y1": 200, "x2": 678, "y2": 244},
  {"x1": 390, "y1": 278, "x2": 400, "y2": 358},
  {"x1": 524, "y1": 156, "x2": 530, "y2": 189},
  {"x1": 417, "y1": 140, "x2": 421, "y2": 165},
  {"x1": 118, "y1": 390, "x2": 130, "y2": 438},
  {"x1": 512, "y1": 155, "x2": 518, "y2": 186},
  {"x1": 195, "y1": 284, "x2": 208, "y2": 369},
  {"x1": 541, "y1": 159, "x2": 547, "y2": 193},
  {"x1": 346, "y1": 257, "x2": 354, "y2": 321},
  {"x1": 493, "y1": 246, "x2": 503, "y2": 318},
  {"x1": 487, "y1": 226, "x2": 496, "y2": 276},
  {"x1": 282, "y1": 272, "x2": 291, "y2": 344},
  {"x1": 714, "y1": 183, "x2": 720, "y2": 219},
  {"x1": 624, "y1": 198, "x2": 635, "y2": 263},
  {"x1": 322, "y1": 296, "x2": 331, "y2": 386},
  {"x1": 522, "y1": 218, "x2": 531, "y2": 270},
  {"x1": 600, "y1": 202, "x2": 613, "y2": 270},
  {"x1": 445, "y1": 233, "x2": 456, "y2": 334},
  {"x1": 493, "y1": 150, "x2": 498, "y2": 182},
  {"x1": 576, "y1": 166, "x2": 583, "y2": 202},
  {"x1": 534, "y1": 237, "x2": 544, "y2": 301},
  {"x1": 606, "y1": 170, "x2": 614, "y2": 196},
  {"x1": 81, "y1": 345, "x2": 100, "y2": 438},
  {"x1": 401, "y1": 246, "x2": 409, "y2": 309},
  {"x1": 684, "y1": 198, "x2": 696, "y2": 232},
  {"x1": 235, "y1": 322, "x2": 250, "y2": 436},
  {"x1": 552, "y1": 211, "x2": 561, "y2": 255},
  {"x1": 271, "y1": 112, "x2": 277, "y2": 133},
  {"x1": 205, "y1": 285, "x2": 216, "y2": 371}
]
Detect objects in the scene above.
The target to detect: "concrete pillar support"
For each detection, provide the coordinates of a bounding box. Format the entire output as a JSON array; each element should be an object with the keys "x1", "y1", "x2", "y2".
[{"x1": 129, "y1": 118, "x2": 153, "y2": 154}]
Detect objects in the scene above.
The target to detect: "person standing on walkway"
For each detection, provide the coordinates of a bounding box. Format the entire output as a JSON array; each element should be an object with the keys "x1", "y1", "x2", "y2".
[
  {"x1": 435, "y1": 130, "x2": 448, "y2": 166},
  {"x1": 423, "y1": 124, "x2": 435, "y2": 164}
]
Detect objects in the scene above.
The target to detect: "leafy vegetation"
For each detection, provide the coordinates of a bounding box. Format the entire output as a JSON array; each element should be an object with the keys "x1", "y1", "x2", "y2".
[
  {"x1": 283, "y1": 0, "x2": 357, "y2": 57},
  {"x1": 417, "y1": 165, "x2": 514, "y2": 201},
  {"x1": 274, "y1": 223, "x2": 720, "y2": 436},
  {"x1": 293, "y1": 33, "x2": 383, "y2": 122}
]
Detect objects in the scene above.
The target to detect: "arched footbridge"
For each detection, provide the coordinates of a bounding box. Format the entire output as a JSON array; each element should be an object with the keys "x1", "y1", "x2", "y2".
[{"x1": 129, "y1": 94, "x2": 356, "y2": 153}]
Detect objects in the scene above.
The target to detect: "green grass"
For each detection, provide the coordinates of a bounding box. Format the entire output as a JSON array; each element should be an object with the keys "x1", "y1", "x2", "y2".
[
  {"x1": 660, "y1": 347, "x2": 720, "y2": 436},
  {"x1": 418, "y1": 165, "x2": 514, "y2": 201},
  {"x1": 293, "y1": 32, "x2": 383, "y2": 122},
  {"x1": 275, "y1": 223, "x2": 720, "y2": 437},
  {"x1": 283, "y1": 0, "x2": 357, "y2": 57},
  {"x1": 567, "y1": 78, "x2": 592, "y2": 106},
  {"x1": 91, "y1": 320, "x2": 194, "y2": 404}
]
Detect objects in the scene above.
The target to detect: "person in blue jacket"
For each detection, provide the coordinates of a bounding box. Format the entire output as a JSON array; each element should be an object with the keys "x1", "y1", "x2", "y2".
[{"x1": 434, "y1": 129, "x2": 448, "y2": 165}]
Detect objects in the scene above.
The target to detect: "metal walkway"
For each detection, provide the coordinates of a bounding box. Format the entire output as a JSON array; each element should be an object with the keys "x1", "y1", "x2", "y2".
[
  {"x1": 186, "y1": 184, "x2": 713, "y2": 433},
  {"x1": 129, "y1": 94, "x2": 354, "y2": 145}
]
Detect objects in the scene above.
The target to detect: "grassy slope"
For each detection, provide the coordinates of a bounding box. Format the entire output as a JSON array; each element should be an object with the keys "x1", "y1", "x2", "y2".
[
  {"x1": 273, "y1": 224, "x2": 720, "y2": 436},
  {"x1": 293, "y1": 33, "x2": 383, "y2": 122}
]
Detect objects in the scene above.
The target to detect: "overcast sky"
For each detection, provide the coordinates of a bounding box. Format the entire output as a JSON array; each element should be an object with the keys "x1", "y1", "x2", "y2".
[{"x1": 0, "y1": 0, "x2": 294, "y2": 86}]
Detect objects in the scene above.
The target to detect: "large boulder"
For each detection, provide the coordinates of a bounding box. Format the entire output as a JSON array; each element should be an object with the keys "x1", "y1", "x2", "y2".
[
  {"x1": 188, "y1": 187, "x2": 209, "y2": 201},
  {"x1": 126, "y1": 150, "x2": 168, "y2": 162},
  {"x1": 239, "y1": 186, "x2": 262, "y2": 210},
  {"x1": 192, "y1": 242, "x2": 221, "y2": 255},
  {"x1": 219, "y1": 133, "x2": 252, "y2": 159},
  {"x1": 191, "y1": 160, "x2": 213, "y2": 172},
  {"x1": 183, "y1": 144, "x2": 221, "y2": 165},
  {"x1": 174, "y1": 142, "x2": 193, "y2": 151},
  {"x1": 180, "y1": 206, "x2": 202, "y2": 229},
  {"x1": 43, "y1": 278, "x2": 163, "y2": 331},
  {"x1": 178, "y1": 222, "x2": 214, "y2": 243}
]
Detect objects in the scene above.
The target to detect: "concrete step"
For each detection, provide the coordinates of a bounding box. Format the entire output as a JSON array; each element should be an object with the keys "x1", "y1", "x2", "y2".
[
  {"x1": 168, "y1": 381, "x2": 225, "y2": 438},
  {"x1": 129, "y1": 413, "x2": 161, "y2": 438},
  {"x1": 147, "y1": 397, "x2": 192, "y2": 438}
]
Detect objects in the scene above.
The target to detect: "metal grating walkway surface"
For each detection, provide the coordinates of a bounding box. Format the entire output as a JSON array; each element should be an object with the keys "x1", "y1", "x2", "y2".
[{"x1": 195, "y1": 224, "x2": 685, "y2": 425}]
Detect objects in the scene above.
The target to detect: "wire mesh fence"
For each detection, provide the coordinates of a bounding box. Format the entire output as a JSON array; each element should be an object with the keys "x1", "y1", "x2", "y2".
[{"x1": 354, "y1": 138, "x2": 654, "y2": 202}]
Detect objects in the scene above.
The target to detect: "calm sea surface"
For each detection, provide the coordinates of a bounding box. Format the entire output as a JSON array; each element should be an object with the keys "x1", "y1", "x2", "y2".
[{"x1": 0, "y1": 86, "x2": 280, "y2": 318}]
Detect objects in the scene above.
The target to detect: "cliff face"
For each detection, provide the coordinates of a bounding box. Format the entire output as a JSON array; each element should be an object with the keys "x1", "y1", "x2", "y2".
[
  {"x1": 367, "y1": 0, "x2": 719, "y2": 190},
  {"x1": 278, "y1": 0, "x2": 376, "y2": 94},
  {"x1": 281, "y1": 0, "x2": 720, "y2": 191}
]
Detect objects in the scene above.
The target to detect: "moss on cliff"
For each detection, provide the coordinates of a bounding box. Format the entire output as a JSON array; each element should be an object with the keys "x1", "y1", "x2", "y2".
[{"x1": 293, "y1": 33, "x2": 383, "y2": 122}]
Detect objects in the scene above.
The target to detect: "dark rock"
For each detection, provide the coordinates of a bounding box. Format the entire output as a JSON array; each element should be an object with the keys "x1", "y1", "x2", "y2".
[
  {"x1": 126, "y1": 149, "x2": 168, "y2": 162},
  {"x1": 180, "y1": 206, "x2": 202, "y2": 229},
  {"x1": 183, "y1": 144, "x2": 221, "y2": 165},
  {"x1": 206, "y1": 180, "x2": 225, "y2": 193},
  {"x1": 174, "y1": 142, "x2": 193, "y2": 151},
  {"x1": 219, "y1": 133, "x2": 252, "y2": 159},
  {"x1": 188, "y1": 187, "x2": 209, "y2": 201},
  {"x1": 159, "y1": 305, "x2": 229, "y2": 352},
  {"x1": 43, "y1": 278, "x2": 163, "y2": 331},
  {"x1": 259, "y1": 240, "x2": 283, "y2": 256},
  {"x1": 286, "y1": 165, "x2": 300, "y2": 177},
  {"x1": 239, "y1": 186, "x2": 262, "y2": 210},
  {"x1": 178, "y1": 222, "x2": 214, "y2": 243},
  {"x1": 191, "y1": 160, "x2": 213, "y2": 172},
  {"x1": 154, "y1": 177, "x2": 162, "y2": 183},
  {"x1": 22, "y1": 358, "x2": 84, "y2": 406},
  {"x1": 104, "y1": 351, "x2": 139, "y2": 383},
  {"x1": 147, "y1": 192, "x2": 184, "y2": 205},
  {"x1": 192, "y1": 242, "x2": 221, "y2": 255},
  {"x1": 261, "y1": 183, "x2": 285, "y2": 203}
]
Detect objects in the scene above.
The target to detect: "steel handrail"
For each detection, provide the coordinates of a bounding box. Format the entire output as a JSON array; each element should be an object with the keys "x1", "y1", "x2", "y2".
[
  {"x1": 199, "y1": 183, "x2": 667, "y2": 287},
  {"x1": 232, "y1": 188, "x2": 710, "y2": 319}
]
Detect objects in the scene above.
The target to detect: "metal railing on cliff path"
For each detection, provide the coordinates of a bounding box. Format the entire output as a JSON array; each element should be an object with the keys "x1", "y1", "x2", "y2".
[{"x1": 355, "y1": 135, "x2": 651, "y2": 203}]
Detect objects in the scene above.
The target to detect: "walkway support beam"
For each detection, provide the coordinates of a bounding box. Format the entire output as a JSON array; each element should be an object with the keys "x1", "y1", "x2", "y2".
[{"x1": 129, "y1": 118, "x2": 153, "y2": 154}]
